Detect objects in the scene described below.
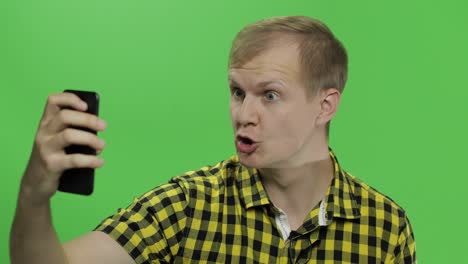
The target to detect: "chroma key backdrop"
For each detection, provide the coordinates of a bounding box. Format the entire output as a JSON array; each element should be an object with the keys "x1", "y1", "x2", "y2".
[{"x1": 1, "y1": 0, "x2": 467, "y2": 263}]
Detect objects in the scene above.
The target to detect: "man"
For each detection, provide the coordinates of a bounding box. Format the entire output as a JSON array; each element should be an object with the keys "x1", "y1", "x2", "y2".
[{"x1": 10, "y1": 16, "x2": 416, "y2": 263}]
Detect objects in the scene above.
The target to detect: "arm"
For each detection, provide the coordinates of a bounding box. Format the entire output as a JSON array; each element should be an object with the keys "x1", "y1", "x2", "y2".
[
  {"x1": 10, "y1": 197, "x2": 135, "y2": 264},
  {"x1": 10, "y1": 196, "x2": 68, "y2": 264},
  {"x1": 63, "y1": 232, "x2": 135, "y2": 264},
  {"x1": 9, "y1": 93, "x2": 134, "y2": 264}
]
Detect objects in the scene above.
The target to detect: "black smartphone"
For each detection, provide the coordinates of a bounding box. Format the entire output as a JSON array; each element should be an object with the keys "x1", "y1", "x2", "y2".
[{"x1": 58, "y1": 90, "x2": 100, "y2": 195}]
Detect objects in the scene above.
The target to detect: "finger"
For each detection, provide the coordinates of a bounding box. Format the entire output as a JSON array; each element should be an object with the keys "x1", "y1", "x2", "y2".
[
  {"x1": 62, "y1": 154, "x2": 105, "y2": 171},
  {"x1": 42, "y1": 153, "x2": 104, "y2": 178},
  {"x1": 43, "y1": 93, "x2": 88, "y2": 120},
  {"x1": 48, "y1": 109, "x2": 107, "y2": 134},
  {"x1": 52, "y1": 128, "x2": 106, "y2": 151}
]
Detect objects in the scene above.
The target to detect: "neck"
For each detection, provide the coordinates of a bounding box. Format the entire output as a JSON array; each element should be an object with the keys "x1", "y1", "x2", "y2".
[{"x1": 258, "y1": 145, "x2": 335, "y2": 225}]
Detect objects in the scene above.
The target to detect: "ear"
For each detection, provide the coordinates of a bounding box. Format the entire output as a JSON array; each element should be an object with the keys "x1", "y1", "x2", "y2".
[{"x1": 316, "y1": 88, "x2": 341, "y2": 126}]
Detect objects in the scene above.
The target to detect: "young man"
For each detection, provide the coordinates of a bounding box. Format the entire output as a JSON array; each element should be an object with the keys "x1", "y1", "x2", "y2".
[{"x1": 10, "y1": 16, "x2": 416, "y2": 263}]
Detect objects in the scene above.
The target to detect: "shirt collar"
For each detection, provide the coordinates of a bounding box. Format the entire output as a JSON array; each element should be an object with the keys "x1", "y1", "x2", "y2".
[
  {"x1": 325, "y1": 148, "x2": 361, "y2": 220},
  {"x1": 232, "y1": 147, "x2": 361, "y2": 220},
  {"x1": 233, "y1": 158, "x2": 271, "y2": 208}
]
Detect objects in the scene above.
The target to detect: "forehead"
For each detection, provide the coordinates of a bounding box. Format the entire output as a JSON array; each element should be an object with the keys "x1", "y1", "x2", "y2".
[{"x1": 228, "y1": 40, "x2": 302, "y2": 85}]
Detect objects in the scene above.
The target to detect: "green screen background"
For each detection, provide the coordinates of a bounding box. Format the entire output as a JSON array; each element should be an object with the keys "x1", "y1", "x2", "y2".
[{"x1": 2, "y1": 0, "x2": 467, "y2": 262}]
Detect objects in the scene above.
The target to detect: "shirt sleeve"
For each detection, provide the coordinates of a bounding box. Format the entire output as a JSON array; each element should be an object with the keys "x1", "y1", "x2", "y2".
[
  {"x1": 93, "y1": 182, "x2": 189, "y2": 264},
  {"x1": 393, "y1": 214, "x2": 417, "y2": 264}
]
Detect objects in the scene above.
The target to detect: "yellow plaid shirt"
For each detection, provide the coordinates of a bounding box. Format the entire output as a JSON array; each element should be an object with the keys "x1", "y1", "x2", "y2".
[{"x1": 95, "y1": 148, "x2": 416, "y2": 263}]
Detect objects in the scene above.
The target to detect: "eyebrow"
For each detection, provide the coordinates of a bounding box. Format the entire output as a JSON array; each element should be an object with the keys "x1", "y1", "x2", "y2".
[{"x1": 228, "y1": 79, "x2": 286, "y2": 88}]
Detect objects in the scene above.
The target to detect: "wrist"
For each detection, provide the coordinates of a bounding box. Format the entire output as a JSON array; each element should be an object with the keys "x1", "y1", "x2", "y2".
[{"x1": 18, "y1": 182, "x2": 51, "y2": 210}]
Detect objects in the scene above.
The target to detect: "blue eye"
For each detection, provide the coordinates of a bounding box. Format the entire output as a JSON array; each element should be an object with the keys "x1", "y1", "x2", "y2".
[{"x1": 265, "y1": 90, "x2": 279, "y2": 101}]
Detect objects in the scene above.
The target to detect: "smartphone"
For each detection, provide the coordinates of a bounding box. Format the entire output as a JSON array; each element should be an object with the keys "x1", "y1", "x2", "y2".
[{"x1": 58, "y1": 90, "x2": 100, "y2": 195}]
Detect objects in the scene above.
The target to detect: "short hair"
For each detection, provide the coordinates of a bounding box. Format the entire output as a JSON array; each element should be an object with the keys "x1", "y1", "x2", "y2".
[{"x1": 228, "y1": 16, "x2": 348, "y2": 136}]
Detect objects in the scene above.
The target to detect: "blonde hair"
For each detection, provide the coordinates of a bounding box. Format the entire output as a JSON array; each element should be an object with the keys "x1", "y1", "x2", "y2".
[{"x1": 228, "y1": 16, "x2": 348, "y2": 135}]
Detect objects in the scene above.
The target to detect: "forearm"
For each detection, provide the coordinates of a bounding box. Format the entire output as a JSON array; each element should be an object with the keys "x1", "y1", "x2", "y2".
[
  {"x1": 10, "y1": 188, "x2": 69, "y2": 264},
  {"x1": 10, "y1": 92, "x2": 108, "y2": 264}
]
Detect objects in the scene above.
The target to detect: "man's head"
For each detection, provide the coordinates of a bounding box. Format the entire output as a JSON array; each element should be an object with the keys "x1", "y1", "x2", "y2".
[
  {"x1": 228, "y1": 16, "x2": 348, "y2": 168},
  {"x1": 229, "y1": 16, "x2": 348, "y2": 137}
]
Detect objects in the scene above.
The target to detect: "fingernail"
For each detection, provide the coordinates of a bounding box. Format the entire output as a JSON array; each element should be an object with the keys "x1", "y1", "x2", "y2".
[
  {"x1": 99, "y1": 139, "x2": 105, "y2": 148},
  {"x1": 98, "y1": 119, "x2": 107, "y2": 129}
]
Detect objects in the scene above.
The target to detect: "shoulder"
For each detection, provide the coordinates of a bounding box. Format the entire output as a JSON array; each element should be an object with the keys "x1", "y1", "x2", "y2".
[
  {"x1": 340, "y1": 170, "x2": 416, "y2": 257},
  {"x1": 136, "y1": 155, "x2": 238, "y2": 209},
  {"x1": 344, "y1": 170, "x2": 411, "y2": 230},
  {"x1": 340, "y1": 171, "x2": 416, "y2": 261},
  {"x1": 93, "y1": 156, "x2": 240, "y2": 261},
  {"x1": 167, "y1": 155, "x2": 239, "y2": 195}
]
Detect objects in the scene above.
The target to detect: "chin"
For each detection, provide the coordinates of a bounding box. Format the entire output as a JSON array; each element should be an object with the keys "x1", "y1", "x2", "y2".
[
  {"x1": 237, "y1": 151, "x2": 264, "y2": 168},
  {"x1": 237, "y1": 151, "x2": 279, "y2": 169},
  {"x1": 238, "y1": 150, "x2": 297, "y2": 170}
]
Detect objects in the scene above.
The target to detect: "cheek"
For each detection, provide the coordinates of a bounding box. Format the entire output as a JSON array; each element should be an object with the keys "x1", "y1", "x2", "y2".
[
  {"x1": 265, "y1": 110, "x2": 312, "y2": 145},
  {"x1": 229, "y1": 100, "x2": 235, "y2": 113},
  {"x1": 266, "y1": 116, "x2": 298, "y2": 142},
  {"x1": 229, "y1": 104, "x2": 237, "y2": 120}
]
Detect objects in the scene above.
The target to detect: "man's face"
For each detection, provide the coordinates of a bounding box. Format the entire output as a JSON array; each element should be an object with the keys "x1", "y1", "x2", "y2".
[{"x1": 229, "y1": 40, "x2": 324, "y2": 169}]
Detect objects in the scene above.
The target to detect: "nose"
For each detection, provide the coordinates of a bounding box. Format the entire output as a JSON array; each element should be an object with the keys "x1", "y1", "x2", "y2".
[{"x1": 235, "y1": 96, "x2": 259, "y2": 128}]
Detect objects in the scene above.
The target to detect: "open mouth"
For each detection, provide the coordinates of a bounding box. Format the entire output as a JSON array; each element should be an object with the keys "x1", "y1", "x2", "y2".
[
  {"x1": 238, "y1": 135, "x2": 254, "y2": 145},
  {"x1": 236, "y1": 135, "x2": 258, "y2": 153}
]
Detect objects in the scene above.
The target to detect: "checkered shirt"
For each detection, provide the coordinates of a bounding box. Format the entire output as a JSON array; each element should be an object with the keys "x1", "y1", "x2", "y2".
[{"x1": 94, "y1": 148, "x2": 416, "y2": 263}]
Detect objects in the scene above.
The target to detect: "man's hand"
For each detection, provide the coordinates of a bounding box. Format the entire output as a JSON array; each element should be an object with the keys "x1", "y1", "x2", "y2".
[
  {"x1": 21, "y1": 92, "x2": 107, "y2": 205},
  {"x1": 11, "y1": 92, "x2": 136, "y2": 264}
]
